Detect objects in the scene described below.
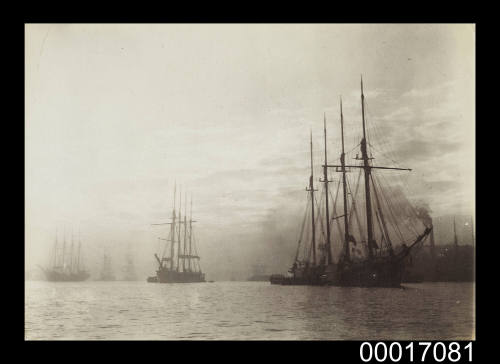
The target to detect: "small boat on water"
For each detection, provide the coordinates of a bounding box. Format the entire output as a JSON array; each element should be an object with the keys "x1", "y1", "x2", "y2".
[{"x1": 271, "y1": 77, "x2": 432, "y2": 288}]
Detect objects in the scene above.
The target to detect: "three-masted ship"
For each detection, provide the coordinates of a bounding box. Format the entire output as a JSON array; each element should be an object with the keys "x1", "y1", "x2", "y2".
[
  {"x1": 271, "y1": 78, "x2": 432, "y2": 288},
  {"x1": 148, "y1": 185, "x2": 205, "y2": 283},
  {"x1": 40, "y1": 231, "x2": 90, "y2": 282}
]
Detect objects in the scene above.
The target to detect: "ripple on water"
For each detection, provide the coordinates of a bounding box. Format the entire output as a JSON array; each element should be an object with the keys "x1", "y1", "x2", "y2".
[{"x1": 25, "y1": 281, "x2": 475, "y2": 340}]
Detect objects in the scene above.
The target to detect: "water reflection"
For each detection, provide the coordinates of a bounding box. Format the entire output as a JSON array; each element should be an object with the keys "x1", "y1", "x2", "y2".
[{"x1": 25, "y1": 281, "x2": 474, "y2": 340}]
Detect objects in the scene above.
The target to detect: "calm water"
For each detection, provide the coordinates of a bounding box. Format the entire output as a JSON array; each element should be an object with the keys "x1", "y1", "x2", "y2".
[{"x1": 25, "y1": 281, "x2": 475, "y2": 340}]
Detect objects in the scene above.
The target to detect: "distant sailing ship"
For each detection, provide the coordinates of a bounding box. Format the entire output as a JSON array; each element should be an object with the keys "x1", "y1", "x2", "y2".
[
  {"x1": 40, "y1": 230, "x2": 90, "y2": 282},
  {"x1": 99, "y1": 253, "x2": 116, "y2": 281},
  {"x1": 148, "y1": 185, "x2": 205, "y2": 283},
  {"x1": 271, "y1": 78, "x2": 432, "y2": 288}
]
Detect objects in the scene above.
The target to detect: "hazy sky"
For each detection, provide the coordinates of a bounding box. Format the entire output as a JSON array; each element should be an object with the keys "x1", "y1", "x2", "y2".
[{"x1": 25, "y1": 24, "x2": 475, "y2": 278}]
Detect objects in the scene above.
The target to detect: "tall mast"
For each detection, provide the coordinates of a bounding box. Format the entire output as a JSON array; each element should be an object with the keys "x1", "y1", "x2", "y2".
[
  {"x1": 70, "y1": 232, "x2": 74, "y2": 273},
  {"x1": 340, "y1": 97, "x2": 350, "y2": 262},
  {"x1": 360, "y1": 76, "x2": 375, "y2": 259},
  {"x1": 322, "y1": 113, "x2": 332, "y2": 265},
  {"x1": 323, "y1": 77, "x2": 414, "y2": 261},
  {"x1": 53, "y1": 229, "x2": 58, "y2": 267},
  {"x1": 77, "y1": 230, "x2": 81, "y2": 271},
  {"x1": 183, "y1": 192, "x2": 187, "y2": 272},
  {"x1": 177, "y1": 186, "x2": 182, "y2": 272},
  {"x1": 62, "y1": 227, "x2": 67, "y2": 270},
  {"x1": 170, "y1": 182, "x2": 176, "y2": 270},
  {"x1": 189, "y1": 196, "x2": 193, "y2": 272},
  {"x1": 370, "y1": 174, "x2": 393, "y2": 255},
  {"x1": 306, "y1": 130, "x2": 317, "y2": 265}
]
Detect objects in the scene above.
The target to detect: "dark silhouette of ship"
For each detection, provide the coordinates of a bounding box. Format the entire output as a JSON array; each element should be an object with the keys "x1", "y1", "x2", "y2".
[
  {"x1": 40, "y1": 230, "x2": 90, "y2": 282},
  {"x1": 271, "y1": 77, "x2": 431, "y2": 288},
  {"x1": 148, "y1": 185, "x2": 205, "y2": 283}
]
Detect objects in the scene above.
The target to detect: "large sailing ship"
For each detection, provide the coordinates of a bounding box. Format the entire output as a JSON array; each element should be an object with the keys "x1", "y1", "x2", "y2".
[
  {"x1": 40, "y1": 230, "x2": 90, "y2": 282},
  {"x1": 271, "y1": 78, "x2": 432, "y2": 288},
  {"x1": 148, "y1": 185, "x2": 205, "y2": 283}
]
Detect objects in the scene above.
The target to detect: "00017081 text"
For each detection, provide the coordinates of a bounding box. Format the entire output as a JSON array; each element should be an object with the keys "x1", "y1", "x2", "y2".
[{"x1": 359, "y1": 342, "x2": 473, "y2": 362}]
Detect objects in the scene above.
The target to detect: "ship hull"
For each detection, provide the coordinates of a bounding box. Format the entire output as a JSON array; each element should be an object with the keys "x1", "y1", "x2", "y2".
[
  {"x1": 150, "y1": 268, "x2": 206, "y2": 283},
  {"x1": 328, "y1": 233, "x2": 429, "y2": 287},
  {"x1": 271, "y1": 257, "x2": 406, "y2": 288},
  {"x1": 329, "y1": 257, "x2": 405, "y2": 288},
  {"x1": 270, "y1": 267, "x2": 328, "y2": 286},
  {"x1": 270, "y1": 275, "x2": 326, "y2": 285},
  {"x1": 44, "y1": 270, "x2": 90, "y2": 282}
]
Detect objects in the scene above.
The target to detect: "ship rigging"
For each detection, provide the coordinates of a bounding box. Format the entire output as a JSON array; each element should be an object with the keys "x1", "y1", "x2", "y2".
[
  {"x1": 40, "y1": 229, "x2": 90, "y2": 282},
  {"x1": 148, "y1": 184, "x2": 205, "y2": 283},
  {"x1": 271, "y1": 78, "x2": 432, "y2": 287}
]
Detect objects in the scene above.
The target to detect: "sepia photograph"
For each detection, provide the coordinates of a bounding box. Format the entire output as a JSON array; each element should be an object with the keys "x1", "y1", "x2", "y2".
[{"x1": 25, "y1": 23, "x2": 475, "y2": 341}]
